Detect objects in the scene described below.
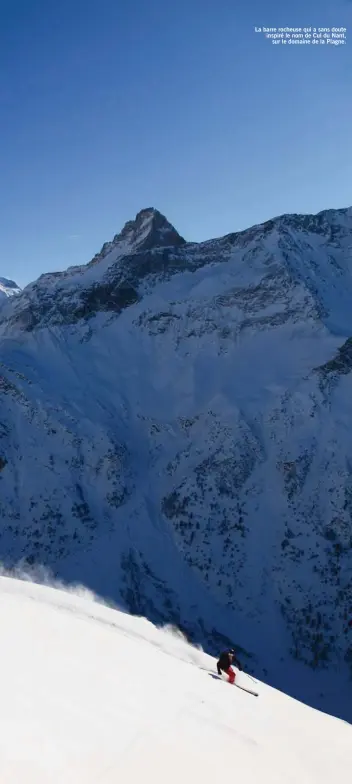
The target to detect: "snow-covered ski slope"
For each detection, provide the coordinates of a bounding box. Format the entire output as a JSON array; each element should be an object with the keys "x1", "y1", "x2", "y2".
[{"x1": 0, "y1": 576, "x2": 350, "y2": 783}]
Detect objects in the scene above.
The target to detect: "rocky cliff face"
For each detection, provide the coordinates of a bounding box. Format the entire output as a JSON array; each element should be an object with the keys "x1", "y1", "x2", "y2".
[{"x1": 0, "y1": 206, "x2": 352, "y2": 721}]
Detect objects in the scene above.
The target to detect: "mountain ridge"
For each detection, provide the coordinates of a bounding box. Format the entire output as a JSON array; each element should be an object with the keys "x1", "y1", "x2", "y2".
[{"x1": 2, "y1": 203, "x2": 352, "y2": 335}]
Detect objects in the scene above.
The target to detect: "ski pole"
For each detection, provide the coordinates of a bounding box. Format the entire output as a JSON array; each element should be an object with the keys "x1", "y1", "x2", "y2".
[{"x1": 245, "y1": 673, "x2": 258, "y2": 685}]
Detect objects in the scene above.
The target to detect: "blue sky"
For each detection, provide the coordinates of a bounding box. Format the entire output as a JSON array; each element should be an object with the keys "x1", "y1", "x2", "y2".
[{"x1": 1, "y1": 0, "x2": 351, "y2": 287}]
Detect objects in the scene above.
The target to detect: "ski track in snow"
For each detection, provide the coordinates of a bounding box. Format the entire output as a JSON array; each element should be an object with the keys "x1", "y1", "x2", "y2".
[{"x1": 0, "y1": 576, "x2": 350, "y2": 783}]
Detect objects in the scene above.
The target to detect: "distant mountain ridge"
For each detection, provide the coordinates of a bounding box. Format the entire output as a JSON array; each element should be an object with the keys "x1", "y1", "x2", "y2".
[{"x1": 0, "y1": 276, "x2": 21, "y2": 305}]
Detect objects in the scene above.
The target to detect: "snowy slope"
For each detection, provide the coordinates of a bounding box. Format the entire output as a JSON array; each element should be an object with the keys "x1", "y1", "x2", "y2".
[
  {"x1": 0, "y1": 575, "x2": 350, "y2": 783},
  {"x1": 0, "y1": 207, "x2": 352, "y2": 722}
]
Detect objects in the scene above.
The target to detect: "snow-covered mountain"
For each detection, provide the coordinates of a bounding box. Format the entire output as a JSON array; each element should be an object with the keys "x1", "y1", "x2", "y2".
[
  {"x1": 0, "y1": 206, "x2": 352, "y2": 722},
  {"x1": 0, "y1": 276, "x2": 21, "y2": 306},
  {"x1": 1, "y1": 574, "x2": 350, "y2": 782}
]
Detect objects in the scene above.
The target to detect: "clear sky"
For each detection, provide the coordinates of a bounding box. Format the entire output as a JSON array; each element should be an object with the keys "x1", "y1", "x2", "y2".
[{"x1": 1, "y1": 0, "x2": 351, "y2": 287}]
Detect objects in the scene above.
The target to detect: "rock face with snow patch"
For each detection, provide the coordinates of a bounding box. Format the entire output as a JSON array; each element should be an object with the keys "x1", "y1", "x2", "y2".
[
  {"x1": 0, "y1": 205, "x2": 352, "y2": 721},
  {"x1": 0, "y1": 276, "x2": 21, "y2": 307}
]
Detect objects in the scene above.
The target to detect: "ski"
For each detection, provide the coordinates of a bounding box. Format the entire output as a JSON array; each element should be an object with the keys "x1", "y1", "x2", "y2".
[
  {"x1": 234, "y1": 683, "x2": 258, "y2": 697},
  {"x1": 208, "y1": 672, "x2": 259, "y2": 696}
]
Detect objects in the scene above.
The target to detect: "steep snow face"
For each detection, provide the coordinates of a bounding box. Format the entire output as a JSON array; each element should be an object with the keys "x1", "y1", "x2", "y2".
[
  {"x1": 0, "y1": 206, "x2": 352, "y2": 723},
  {"x1": 0, "y1": 276, "x2": 21, "y2": 306},
  {"x1": 0, "y1": 575, "x2": 350, "y2": 783}
]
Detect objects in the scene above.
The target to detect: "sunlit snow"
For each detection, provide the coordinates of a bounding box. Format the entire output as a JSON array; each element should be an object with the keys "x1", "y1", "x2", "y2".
[{"x1": 0, "y1": 575, "x2": 350, "y2": 783}]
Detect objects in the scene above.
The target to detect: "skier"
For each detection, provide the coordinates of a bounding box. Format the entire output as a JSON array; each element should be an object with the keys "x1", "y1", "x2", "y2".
[{"x1": 216, "y1": 648, "x2": 242, "y2": 684}]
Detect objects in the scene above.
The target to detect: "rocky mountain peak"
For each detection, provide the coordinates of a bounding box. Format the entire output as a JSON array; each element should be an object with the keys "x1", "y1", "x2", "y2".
[{"x1": 118, "y1": 207, "x2": 186, "y2": 251}]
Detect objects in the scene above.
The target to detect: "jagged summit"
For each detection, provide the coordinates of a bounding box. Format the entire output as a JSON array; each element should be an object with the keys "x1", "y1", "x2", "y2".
[
  {"x1": 118, "y1": 207, "x2": 186, "y2": 251},
  {"x1": 81, "y1": 207, "x2": 186, "y2": 279},
  {"x1": 0, "y1": 208, "x2": 188, "y2": 331}
]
